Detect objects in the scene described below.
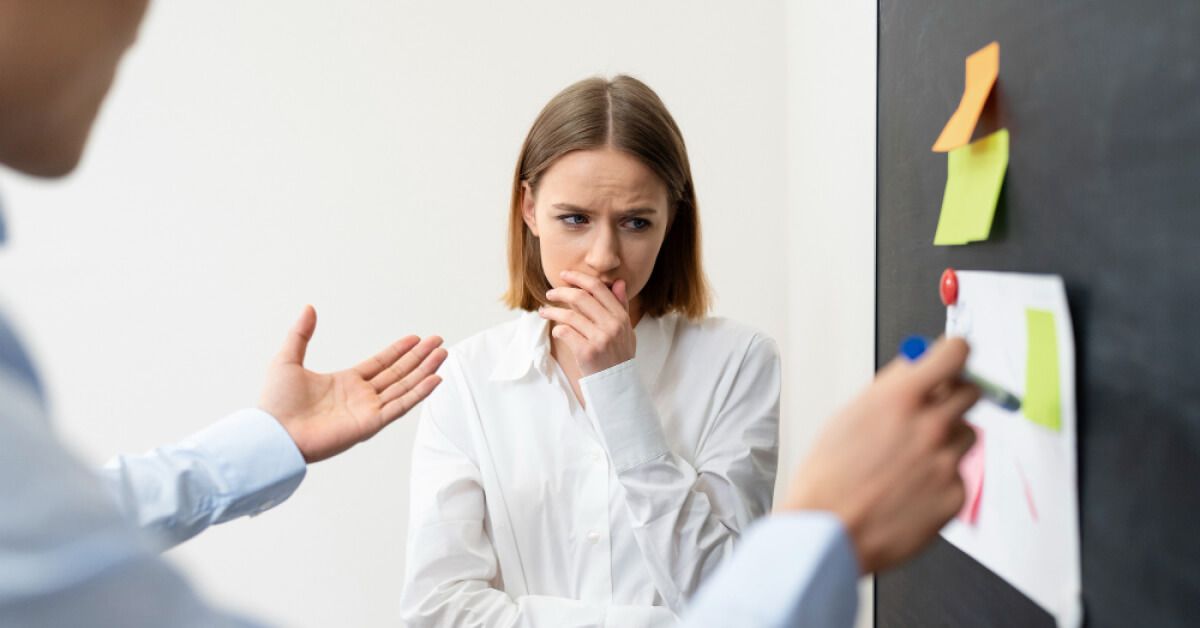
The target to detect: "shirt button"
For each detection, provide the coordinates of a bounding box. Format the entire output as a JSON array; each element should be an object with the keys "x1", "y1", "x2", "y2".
[
  {"x1": 591, "y1": 450, "x2": 604, "y2": 463},
  {"x1": 587, "y1": 530, "x2": 602, "y2": 545}
]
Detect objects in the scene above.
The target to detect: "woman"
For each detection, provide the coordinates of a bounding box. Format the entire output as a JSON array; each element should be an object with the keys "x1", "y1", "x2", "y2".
[{"x1": 400, "y1": 75, "x2": 780, "y2": 627}]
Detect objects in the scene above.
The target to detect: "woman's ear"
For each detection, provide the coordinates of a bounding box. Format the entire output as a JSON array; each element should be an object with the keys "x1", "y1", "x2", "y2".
[{"x1": 521, "y1": 181, "x2": 539, "y2": 237}]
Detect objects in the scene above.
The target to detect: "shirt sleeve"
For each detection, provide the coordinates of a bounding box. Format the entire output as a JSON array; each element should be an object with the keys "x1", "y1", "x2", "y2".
[
  {"x1": 680, "y1": 512, "x2": 860, "y2": 628},
  {"x1": 97, "y1": 408, "x2": 307, "y2": 550},
  {"x1": 578, "y1": 334, "x2": 781, "y2": 614},
  {"x1": 0, "y1": 374, "x2": 268, "y2": 627},
  {"x1": 399, "y1": 360, "x2": 675, "y2": 628}
]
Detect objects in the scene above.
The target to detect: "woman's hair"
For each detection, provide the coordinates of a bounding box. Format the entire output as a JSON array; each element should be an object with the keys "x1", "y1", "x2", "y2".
[{"x1": 503, "y1": 75, "x2": 710, "y2": 319}]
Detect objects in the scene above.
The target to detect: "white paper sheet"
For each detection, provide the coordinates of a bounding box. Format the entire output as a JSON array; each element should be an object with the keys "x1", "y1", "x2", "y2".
[{"x1": 940, "y1": 271, "x2": 1082, "y2": 627}]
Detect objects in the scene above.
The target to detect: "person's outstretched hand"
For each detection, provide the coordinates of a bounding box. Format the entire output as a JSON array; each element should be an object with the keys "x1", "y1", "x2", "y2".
[
  {"x1": 259, "y1": 305, "x2": 448, "y2": 463},
  {"x1": 779, "y1": 337, "x2": 980, "y2": 574}
]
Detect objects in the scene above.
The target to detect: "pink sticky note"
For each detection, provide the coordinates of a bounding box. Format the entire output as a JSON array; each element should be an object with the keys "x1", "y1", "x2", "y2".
[{"x1": 958, "y1": 425, "x2": 985, "y2": 524}]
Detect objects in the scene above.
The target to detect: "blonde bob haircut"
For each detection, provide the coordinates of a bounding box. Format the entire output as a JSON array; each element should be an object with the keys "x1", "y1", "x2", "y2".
[{"x1": 503, "y1": 75, "x2": 711, "y2": 320}]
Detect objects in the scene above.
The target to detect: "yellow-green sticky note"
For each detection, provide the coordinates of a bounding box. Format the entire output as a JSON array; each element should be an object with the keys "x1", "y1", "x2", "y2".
[
  {"x1": 1024, "y1": 308, "x2": 1061, "y2": 430},
  {"x1": 933, "y1": 128, "x2": 1009, "y2": 245}
]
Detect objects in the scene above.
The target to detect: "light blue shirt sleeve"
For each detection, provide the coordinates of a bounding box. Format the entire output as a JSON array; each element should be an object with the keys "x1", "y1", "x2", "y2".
[
  {"x1": 682, "y1": 512, "x2": 860, "y2": 628},
  {"x1": 0, "y1": 371, "x2": 269, "y2": 625},
  {"x1": 97, "y1": 408, "x2": 307, "y2": 550},
  {"x1": 0, "y1": 210, "x2": 286, "y2": 624}
]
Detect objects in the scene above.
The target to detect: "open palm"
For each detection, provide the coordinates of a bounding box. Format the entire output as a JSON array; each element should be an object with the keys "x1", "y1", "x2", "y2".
[{"x1": 259, "y1": 305, "x2": 447, "y2": 463}]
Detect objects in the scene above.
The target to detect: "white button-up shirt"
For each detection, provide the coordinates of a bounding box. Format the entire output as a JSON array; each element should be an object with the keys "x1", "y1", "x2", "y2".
[{"x1": 400, "y1": 311, "x2": 781, "y2": 627}]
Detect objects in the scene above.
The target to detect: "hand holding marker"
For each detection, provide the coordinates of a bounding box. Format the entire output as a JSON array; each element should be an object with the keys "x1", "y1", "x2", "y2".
[{"x1": 900, "y1": 335, "x2": 1021, "y2": 412}]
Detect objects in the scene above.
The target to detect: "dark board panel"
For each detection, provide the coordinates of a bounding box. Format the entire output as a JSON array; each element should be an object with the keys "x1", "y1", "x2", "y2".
[{"x1": 875, "y1": 1, "x2": 1200, "y2": 626}]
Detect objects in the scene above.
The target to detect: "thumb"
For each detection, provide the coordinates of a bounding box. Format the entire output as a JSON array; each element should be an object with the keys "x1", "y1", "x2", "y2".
[
  {"x1": 908, "y1": 336, "x2": 970, "y2": 393},
  {"x1": 613, "y1": 280, "x2": 629, "y2": 309},
  {"x1": 275, "y1": 305, "x2": 317, "y2": 366}
]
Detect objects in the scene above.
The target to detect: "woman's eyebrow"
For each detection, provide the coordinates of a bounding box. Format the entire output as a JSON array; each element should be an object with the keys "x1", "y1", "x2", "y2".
[
  {"x1": 552, "y1": 203, "x2": 594, "y2": 214},
  {"x1": 551, "y1": 203, "x2": 660, "y2": 216}
]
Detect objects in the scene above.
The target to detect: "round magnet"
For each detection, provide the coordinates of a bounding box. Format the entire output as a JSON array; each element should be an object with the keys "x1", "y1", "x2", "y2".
[{"x1": 940, "y1": 268, "x2": 959, "y2": 306}]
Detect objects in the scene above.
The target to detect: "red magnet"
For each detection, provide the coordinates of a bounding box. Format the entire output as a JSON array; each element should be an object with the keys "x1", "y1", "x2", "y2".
[{"x1": 940, "y1": 268, "x2": 959, "y2": 306}]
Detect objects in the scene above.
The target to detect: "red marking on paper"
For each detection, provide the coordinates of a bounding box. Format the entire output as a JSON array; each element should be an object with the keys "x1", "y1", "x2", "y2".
[
  {"x1": 1016, "y1": 461, "x2": 1039, "y2": 522},
  {"x1": 957, "y1": 425, "x2": 985, "y2": 524}
]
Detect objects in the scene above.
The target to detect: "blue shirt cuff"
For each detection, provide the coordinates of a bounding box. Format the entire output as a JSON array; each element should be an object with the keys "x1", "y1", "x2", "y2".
[
  {"x1": 183, "y1": 408, "x2": 307, "y2": 519},
  {"x1": 683, "y1": 512, "x2": 860, "y2": 628}
]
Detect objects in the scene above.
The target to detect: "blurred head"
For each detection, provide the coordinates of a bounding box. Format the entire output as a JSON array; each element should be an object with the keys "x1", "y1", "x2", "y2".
[
  {"x1": 0, "y1": 0, "x2": 151, "y2": 177},
  {"x1": 505, "y1": 75, "x2": 710, "y2": 320}
]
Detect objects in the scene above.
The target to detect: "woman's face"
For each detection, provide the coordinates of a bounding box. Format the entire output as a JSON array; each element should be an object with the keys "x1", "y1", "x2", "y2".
[{"x1": 522, "y1": 148, "x2": 670, "y2": 314}]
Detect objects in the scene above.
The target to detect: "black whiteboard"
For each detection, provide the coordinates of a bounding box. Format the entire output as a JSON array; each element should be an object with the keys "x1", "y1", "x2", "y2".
[{"x1": 874, "y1": 1, "x2": 1200, "y2": 626}]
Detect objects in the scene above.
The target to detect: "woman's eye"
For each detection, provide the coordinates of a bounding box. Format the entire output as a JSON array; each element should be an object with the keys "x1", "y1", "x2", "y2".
[
  {"x1": 624, "y1": 218, "x2": 652, "y2": 231},
  {"x1": 558, "y1": 214, "x2": 587, "y2": 226}
]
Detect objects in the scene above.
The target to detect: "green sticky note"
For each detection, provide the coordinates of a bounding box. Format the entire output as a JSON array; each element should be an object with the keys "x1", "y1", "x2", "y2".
[
  {"x1": 933, "y1": 128, "x2": 1009, "y2": 245},
  {"x1": 1024, "y1": 308, "x2": 1061, "y2": 431}
]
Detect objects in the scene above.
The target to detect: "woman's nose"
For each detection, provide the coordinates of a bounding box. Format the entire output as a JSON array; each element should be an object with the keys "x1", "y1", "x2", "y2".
[{"x1": 585, "y1": 228, "x2": 621, "y2": 273}]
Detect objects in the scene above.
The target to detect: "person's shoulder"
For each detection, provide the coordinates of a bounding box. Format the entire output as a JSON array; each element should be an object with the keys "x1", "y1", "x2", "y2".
[{"x1": 671, "y1": 314, "x2": 778, "y2": 359}]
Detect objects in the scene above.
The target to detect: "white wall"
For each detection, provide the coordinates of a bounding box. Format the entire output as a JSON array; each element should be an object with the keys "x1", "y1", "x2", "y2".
[
  {"x1": 0, "y1": 1, "x2": 804, "y2": 626},
  {"x1": 784, "y1": 1, "x2": 878, "y2": 626},
  {"x1": 0, "y1": 1, "x2": 876, "y2": 626}
]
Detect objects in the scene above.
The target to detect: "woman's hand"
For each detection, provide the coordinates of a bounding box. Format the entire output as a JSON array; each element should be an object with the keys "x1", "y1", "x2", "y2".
[
  {"x1": 259, "y1": 305, "x2": 448, "y2": 463},
  {"x1": 539, "y1": 270, "x2": 637, "y2": 376}
]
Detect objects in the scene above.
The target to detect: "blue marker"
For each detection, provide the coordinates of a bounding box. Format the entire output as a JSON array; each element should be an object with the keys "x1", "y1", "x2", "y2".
[{"x1": 900, "y1": 335, "x2": 1022, "y2": 412}]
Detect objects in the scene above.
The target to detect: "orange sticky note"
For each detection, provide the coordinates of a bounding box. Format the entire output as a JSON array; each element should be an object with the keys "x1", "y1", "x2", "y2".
[
  {"x1": 932, "y1": 42, "x2": 1000, "y2": 152},
  {"x1": 957, "y1": 425, "x2": 985, "y2": 524}
]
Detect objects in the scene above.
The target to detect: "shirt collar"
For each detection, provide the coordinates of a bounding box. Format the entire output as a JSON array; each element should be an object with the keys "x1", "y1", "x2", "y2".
[
  {"x1": 489, "y1": 310, "x2": 678, "y2": 386},
  {"x1": 489, "y1": 312, "x2": 553, "y2": 382}
]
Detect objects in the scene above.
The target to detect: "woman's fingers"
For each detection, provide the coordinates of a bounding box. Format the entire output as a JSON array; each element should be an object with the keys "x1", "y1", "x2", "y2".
[
  {"x1": 560, "y1": 270, "x2": 627, "y2": 317},
  {"x1": 545, "y1": 286, "x2": 610, "y2": 328},
  {"x1": 550, "y1": 321, "x2": 590, "y2": 358},
  {"x1": 612, "y1": 280, "x2": 628, "y2": 307},
  {"x1": 539, "y1": 305, "x2": 602, "y2": 340},
  {"x1": 544, "y1": 273, "x2": 637, "y2": 375}
]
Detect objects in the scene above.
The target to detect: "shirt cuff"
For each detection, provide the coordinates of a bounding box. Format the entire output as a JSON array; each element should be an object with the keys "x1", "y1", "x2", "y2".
[
  {"x1": 683, "y1": 512, "x2": 860, "y2": 628},
  {"x1": 183, "y1": 408, "x2": 307, "y2": 519},
  {"x1": 578, "y1": 359, "x2": 669, "y2": 472}
]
